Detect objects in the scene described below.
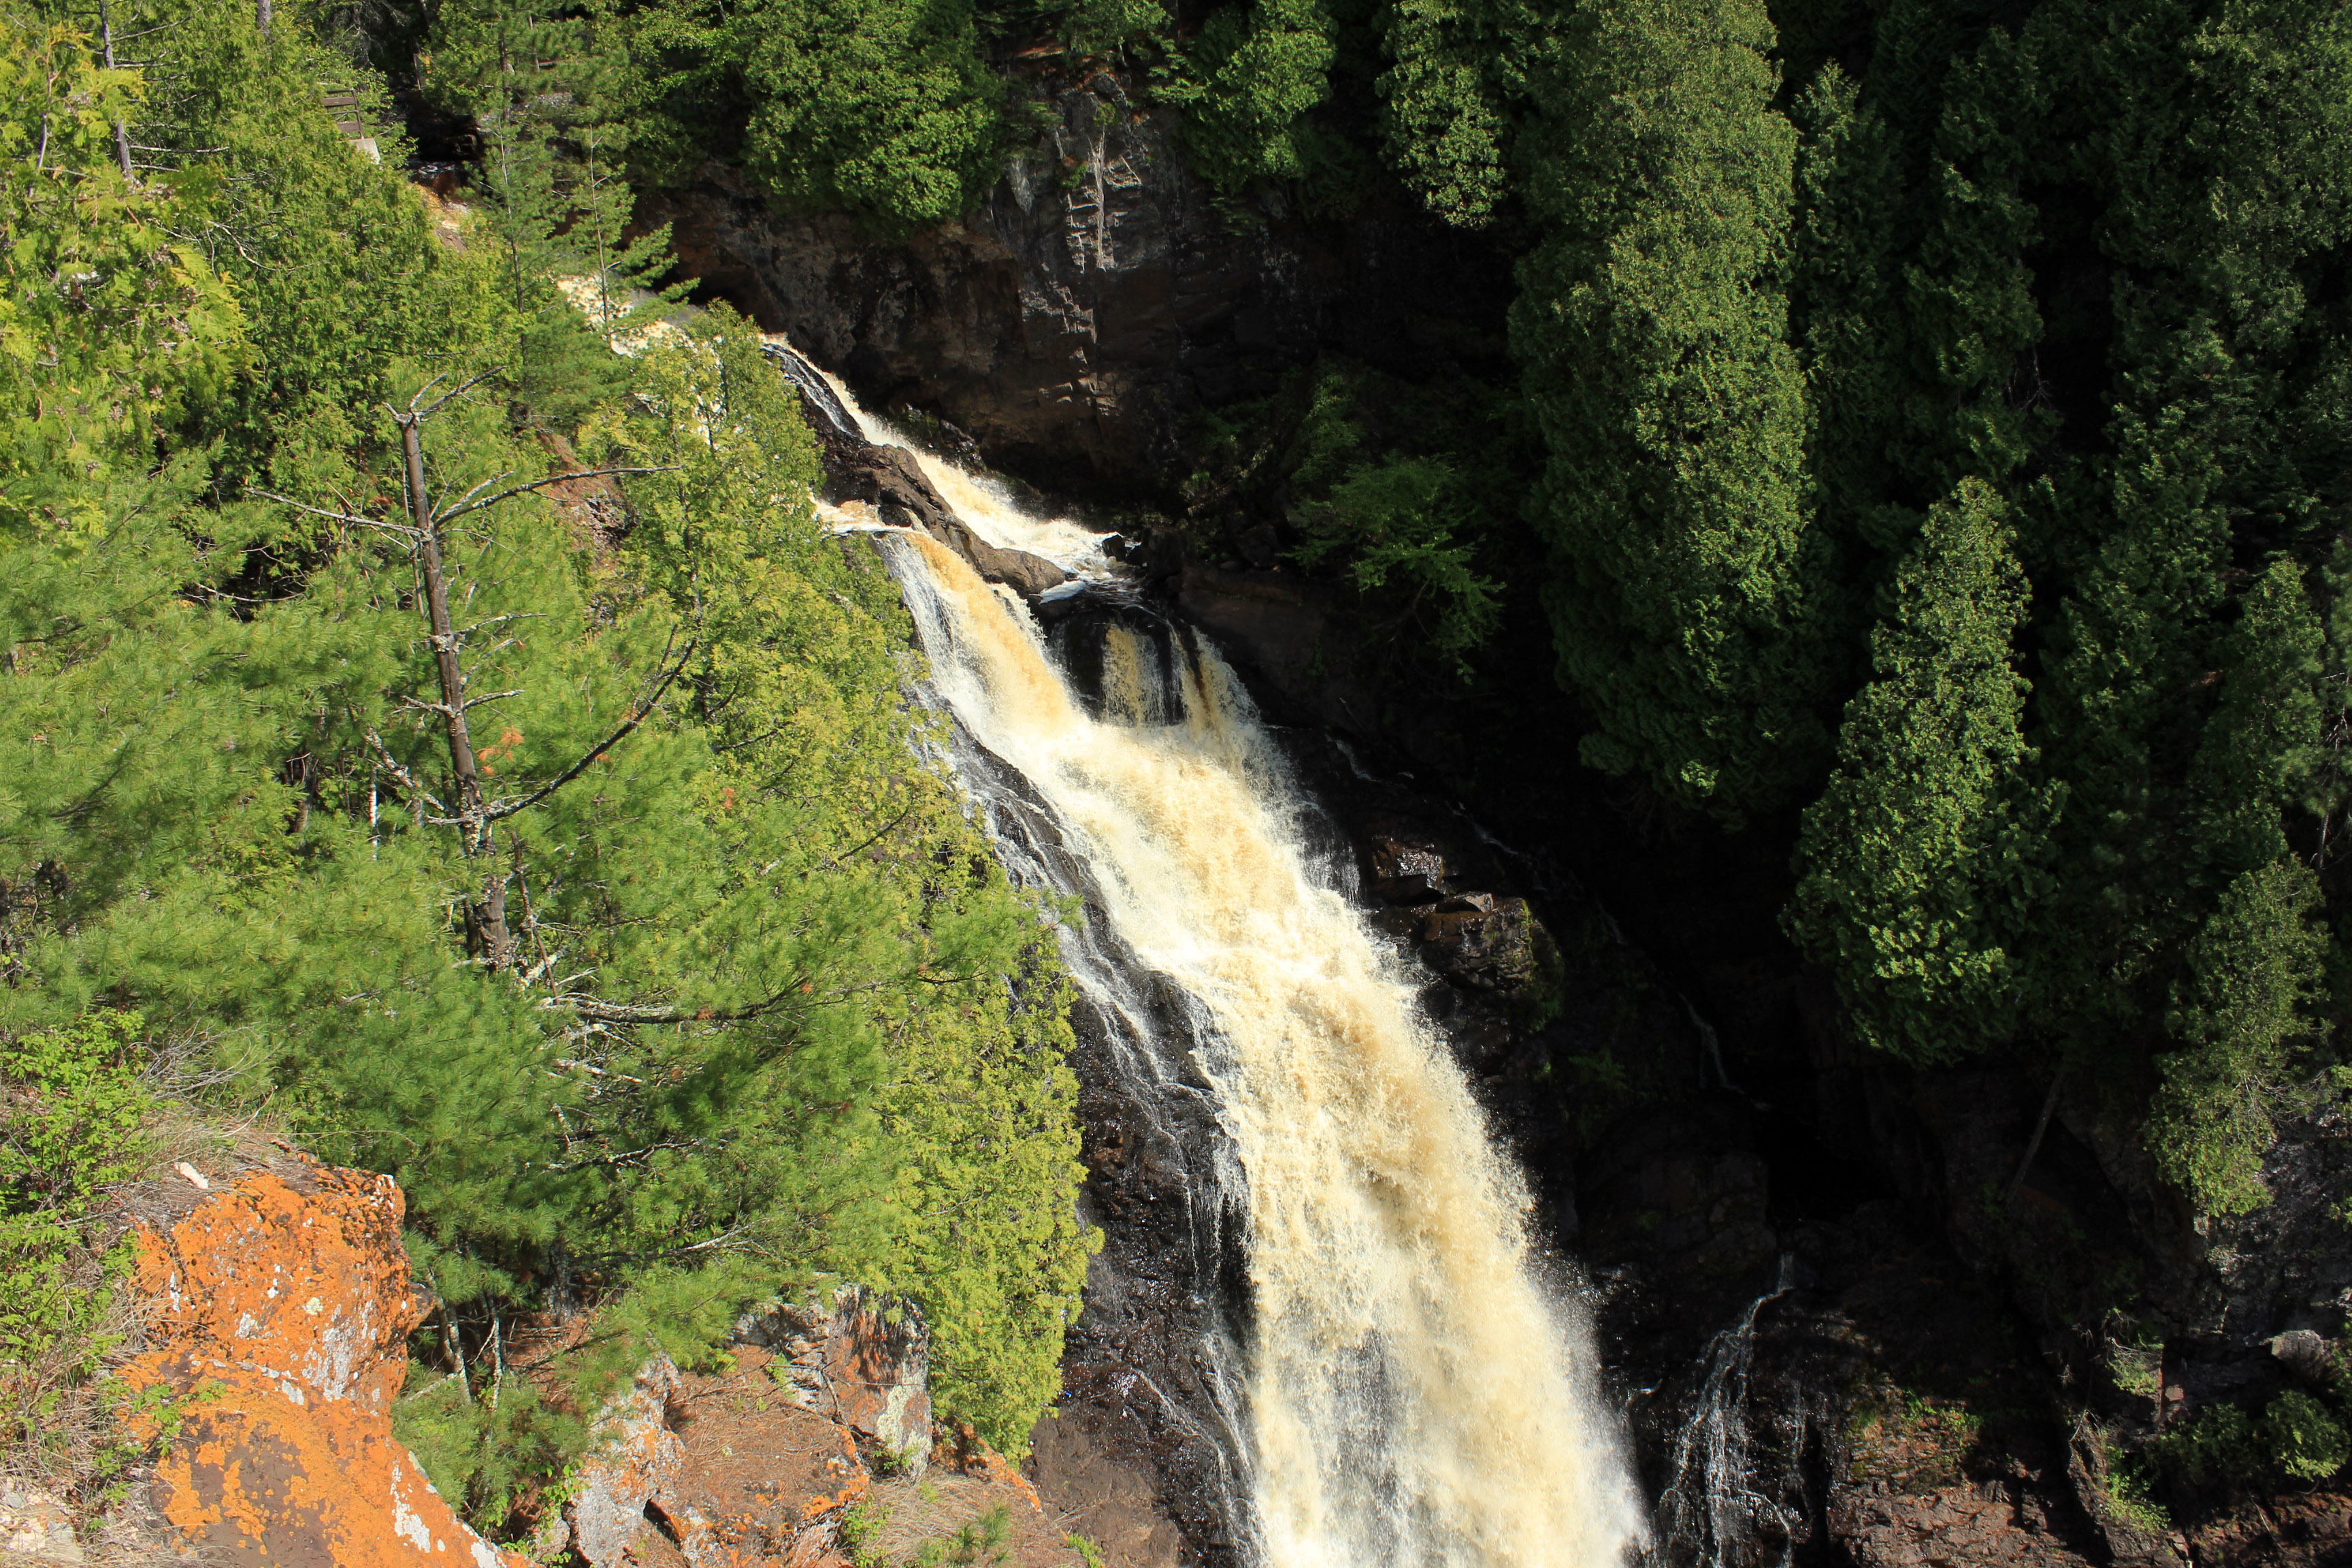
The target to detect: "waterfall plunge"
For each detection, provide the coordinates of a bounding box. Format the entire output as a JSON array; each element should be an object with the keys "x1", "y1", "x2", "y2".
[{"x1": 870, "y1": 516, "x2": 1643, "y2": 1568}]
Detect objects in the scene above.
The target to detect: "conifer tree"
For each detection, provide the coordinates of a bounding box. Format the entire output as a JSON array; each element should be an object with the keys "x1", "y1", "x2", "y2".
[
  {"x1": 1787, "y1": 479, "x2": 2043, "y2": 1062},
  {"x1": 2151, "y1": 858, "x2": 2330, "y2": 1216},
  {"x1": 1510, "y1": 0, "x2": 1831, "y2": 821}
]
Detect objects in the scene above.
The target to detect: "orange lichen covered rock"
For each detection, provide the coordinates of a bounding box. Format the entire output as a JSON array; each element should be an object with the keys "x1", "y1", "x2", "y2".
[
  {"x1": 118, "y1": 1159, "x2": 529, "y2": 1568},
  {"x1": 561, "y1": 1343, "x2": 872, "y2": 1568},
  {"x1": 553, "y1": 1350, "x2": 686, "y2": 1566}
]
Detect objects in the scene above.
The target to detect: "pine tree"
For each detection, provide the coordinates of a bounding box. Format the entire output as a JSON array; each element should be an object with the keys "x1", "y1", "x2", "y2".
[{"x1": 2151, "y1": 858, "x2": 2330, "y2": 1216}]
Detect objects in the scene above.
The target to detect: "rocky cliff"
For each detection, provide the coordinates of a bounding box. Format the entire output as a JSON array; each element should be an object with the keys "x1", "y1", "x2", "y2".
[
  {"x1": 39, "y1": 1156, "x2": 1080, "y2": 1568},
  {"x1": 641, "y1": 75, "x2": 1514, "y2": 500},
  {"x1": 112, "y1": 1157, "x2": 533, "y2": 1567}
]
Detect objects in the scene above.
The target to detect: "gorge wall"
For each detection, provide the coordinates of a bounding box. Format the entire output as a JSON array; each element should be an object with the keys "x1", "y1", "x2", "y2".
[
  {"x1": 638, "y1": 74, "x2": 1515, "y2": 502},
  {"x1": 665, "y1": 107, "x2": 2352, "y2": 1568}
]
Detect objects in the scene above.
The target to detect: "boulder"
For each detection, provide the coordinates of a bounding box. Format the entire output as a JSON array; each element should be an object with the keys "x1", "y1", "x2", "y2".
[
  {"x1": 543, "y1": 1352, "x2": 685, "y2": 1567},
  {"x1": 117, "y1": 1160, "x2": 529, "y2": 1568},
  {"x1": 0, "y1": 1485, "x2": 80, "y2": 1564},
  {"x1": 1415, "y1": 894, "x2": 1543, "y2": 994},
  {"x1": 734, "y1": 1285, "x2": 933, "y2": 1467},
  {"x1": 1367, "y1": 835, "x2": 1448, "y2": 904},
  {"x1": 820, "y1": 436, "x2": 1068, "y2": 598},
  {"x1": 550, "y1": 1284, "x2": 935, "y2": 1568},
  {"x1": 2270, "y1": 1328, "x2": 2338, "y2": 1384},
  {"x1": 828, "y1": 444, "x2": 958, "y2": 537},
  {"x1": 551, "y1": 1342, "x2": 868, "y2": 1568},
  {"x1": 764, "y1": 339, "x2": 1072, "y2": 600},
  {"x1": 925, "y1": 514, "x2": 1071, "y2": 599}
]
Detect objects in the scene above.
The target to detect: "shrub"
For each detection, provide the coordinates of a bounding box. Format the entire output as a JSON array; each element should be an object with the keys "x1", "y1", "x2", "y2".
[
  {"x1": 0, "y1": 1013, "x2": 154, "y2": 1482},
  {"x1": 2151, "y1": 1392, "x2": 2351, "y2": 1490},
  {"x1": 2263, "y1": 1392, "x2": 2349, "y2": 1484}
]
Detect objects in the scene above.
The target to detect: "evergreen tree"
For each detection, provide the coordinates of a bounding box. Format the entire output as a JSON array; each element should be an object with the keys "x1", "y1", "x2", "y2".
[
  {"x1": 1787, "y1": 478, "x2": 2044, "y2": 1062},
  {"x1": 1510, "y1": 0, "x2": 1832, "y2": 821},
  {"x1": 1156, "y1": 0, "x2": 1344, "y2": 196},
  {"x1": 630, "y1": 0, "x2": 1013, "y2": 235},
  {"x1": 2152, "y1": 858, "x2": 2330, "y2": 1216},
  {"x1": 2, "y1": 10, "x2": 1088, "y2": 1486}
]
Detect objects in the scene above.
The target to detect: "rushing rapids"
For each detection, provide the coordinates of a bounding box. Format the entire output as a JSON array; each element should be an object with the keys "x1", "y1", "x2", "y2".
[{"x1": 797, "y1": 348, "x2": 1644, "y2": 1567}]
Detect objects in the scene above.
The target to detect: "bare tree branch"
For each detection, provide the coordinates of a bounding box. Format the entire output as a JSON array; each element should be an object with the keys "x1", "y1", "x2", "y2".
[
  {"x1": 244, "y1": 487, "x2": 383, "y2": 532},
  {"x1": 540, "y1": 979, "x2": 803, "y2": 1026},
  {"x1": 365, "y1": 729, "x2": 443, "y2": 811},
  {"x1": 481, "y1": 639, "x2": 697, "y2": 823},
  {"x1": 433, "y1": 466, "x2": 681, "y2": 529}
]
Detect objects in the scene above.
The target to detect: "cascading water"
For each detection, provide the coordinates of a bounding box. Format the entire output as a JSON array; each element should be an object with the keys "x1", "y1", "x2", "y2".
[
  {"x1": 791, "y1": 342, "x2": 1644, "y2": 1567},
  {"x1": 1646, "y1": 1256, "x2": 1799, "y2": 1568}
]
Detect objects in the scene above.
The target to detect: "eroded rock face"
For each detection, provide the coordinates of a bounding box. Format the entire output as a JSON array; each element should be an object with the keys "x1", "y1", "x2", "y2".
[
  {"x1": 1830, "y1": 1480, "x2": 2095, "y2": 1568},
  {"x1": 767, "y1": 340, "x2": 1071, "y2": 599},
  {"x1": 545, "y1": 1286, "x2": 942, "y2": 1568},
  {"x1": 118, "y1": 1160, "x2": 527, "y2": 1568},
  {"x1": 734, "y1": 1285, "x2": 934, "y2": 1465},
  {"x1": 646, "y1": 82, "x2": 1513, "y2": 500},
  {"x1": 553, "y1": 1352, "x2": 687, "y2": 1567}
]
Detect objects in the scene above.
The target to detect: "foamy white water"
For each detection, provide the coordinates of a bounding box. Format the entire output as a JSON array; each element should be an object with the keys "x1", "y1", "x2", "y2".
[
  {"x1": 770, "y1": 332, "x2": 1115, "y2": 573},
  {"x1": 879, "y1": 525, "x2": 1643, "y2": 1567},
  {"x1": 788, "y1": 338, "x2": 1643, "y2": 1567}
]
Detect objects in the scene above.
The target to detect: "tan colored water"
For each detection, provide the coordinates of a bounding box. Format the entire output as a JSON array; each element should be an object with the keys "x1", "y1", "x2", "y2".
[
  {"x1": 885, "y1": 524, "x2": 1644, "y2": 1568},
  {"x1": 781, "y1": 338, "x2": 1115, "y2": 572}
]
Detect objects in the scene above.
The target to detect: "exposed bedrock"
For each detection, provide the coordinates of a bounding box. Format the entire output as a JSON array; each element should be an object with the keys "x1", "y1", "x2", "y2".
[{"x1": 644, "y1": 81, "x2": 1514, "y2": 500}]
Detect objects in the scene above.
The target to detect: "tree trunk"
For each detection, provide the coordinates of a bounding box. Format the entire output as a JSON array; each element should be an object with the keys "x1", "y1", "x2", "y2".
[
  {"x1": 2006, "y1": 1069, "x2": 2064, "y2": 1206},
  {"x1": 256, "y1": 0, "x2": 272, "y2": 37},
  {"x1": 99, "y1": 0, "x2": 133, "y2": 179},
  {"x1": 400, "y1": 414, "x2": 512, "y2": 969}
]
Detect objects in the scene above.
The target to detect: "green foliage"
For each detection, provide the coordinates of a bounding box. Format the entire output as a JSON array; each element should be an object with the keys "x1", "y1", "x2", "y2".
[
  {"x1": 0, "y1": 20, "x2": 242, "y2": 536},
  {"x1": 908, "y1": 1504, "x2": 1011, "y2": 1567},
  {"x1": 1761, "y1": 0, "x2": 2352, "y2": 1215},
  {"x1": 2152, "y1": 1392, "x2": 2349, "y2": 1490},
  {"x1": 2151, "y1": 1403, "x2": 2263, "y2": 1487},
  {"x1": 630, "y1": 0, "x2": 1014, "y2": 235},
  {"x1": 423, "y1": 0, "x2": 665, "y2": 417},
  {"x1": 1511, "y1": 0, "x2": 1833, "y2": 821},
  {"x1": 394, "y1": 1372, "x2": 587, "y2": 1532},
  {"x1": 2264, "y1": 1391, "x2": 2349, "y2": 1484},
  {"x1": 1180, "y1": 357, "x2": 1530, "y2": 674},
  {"x1": 2102, "y1": 1458, "x2": 2172, "y2": 1535},
  {"x1": 1787, "y1": 479, "x2": 2042, "y2": 1062},
  {"x1": 1060, "y1": 0, "x2": 1169, "y2": 57},
  {"x1": 1373, "y1": 0, "x2": 1518, "y2": 225},
  {"x1": 1293, "y1": 456, "x2": 1500, "y2": 665},
  {"x1": 0, "y1": 1013, "x2": 150, "y2": 1377},
  {"x1": 839, "y1": 1497, "x2": 889, "y2": 1567},
  {"x1": 1, "y1": 7, "x2": 1086, "y2": 1529},
  {"x1": 2150, "y1": 859, "x2": 2330, "y2": 1215},
  {"x1": 1157, "y1": 0, "x2": 1349, "y2": 199}
]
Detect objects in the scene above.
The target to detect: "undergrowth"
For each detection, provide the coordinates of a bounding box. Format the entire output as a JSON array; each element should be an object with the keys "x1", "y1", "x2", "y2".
[{"x1": 0, "y1": 1009, "x2": 270, "y2": 1563}]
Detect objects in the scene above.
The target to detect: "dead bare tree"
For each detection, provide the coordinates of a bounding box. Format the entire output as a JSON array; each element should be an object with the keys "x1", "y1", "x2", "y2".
[{"x1": 257, "y1": 375, "x2": 682, "y2": 975}]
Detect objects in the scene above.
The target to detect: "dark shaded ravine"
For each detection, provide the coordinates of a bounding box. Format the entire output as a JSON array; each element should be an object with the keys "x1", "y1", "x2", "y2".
[{"x1": 716, "y1": 103, "x2": 2352, "y2": 1555}]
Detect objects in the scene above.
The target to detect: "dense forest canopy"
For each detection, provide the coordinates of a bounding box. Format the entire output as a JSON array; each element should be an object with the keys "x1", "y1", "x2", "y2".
[
  {"x1": 8, "y1": 0, "x2": 2352, "y2": 1537},
  {"x1": 1, "y1": 0, "x2": 1088, "y2": 1526}
]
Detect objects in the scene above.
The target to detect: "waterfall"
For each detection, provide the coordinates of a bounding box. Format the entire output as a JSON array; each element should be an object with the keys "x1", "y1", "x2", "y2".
[
  {"x1": 1646, "y1": 1256, "x2": 1797, "y2": 1568},
  {"x1": 792, "y1": 342, "x2": 1644, "y2": 1567}
]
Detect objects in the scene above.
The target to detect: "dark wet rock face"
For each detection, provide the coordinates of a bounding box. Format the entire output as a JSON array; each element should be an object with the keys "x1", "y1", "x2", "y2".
[
  {"x1": 646, "y1": 83, "x2": 1513, "y2": 500},
  {"x1": 934, "y1": 732, "x2": 1252, "y2": 1568},
  {"x1": 768, "y1": 342, "x2": 1071, "y2": 598}
]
